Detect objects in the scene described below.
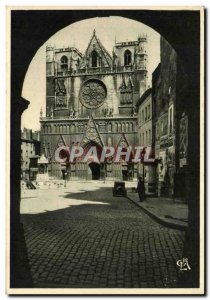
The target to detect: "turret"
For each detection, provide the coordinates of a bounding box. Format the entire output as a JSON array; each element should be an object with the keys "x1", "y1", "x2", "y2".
[
  {"x1": 134, "y1": 34, "x2": 148, "y2": 70},
  {"x1": 46, "y1": 46, "x2": 55, "y2": 76}
]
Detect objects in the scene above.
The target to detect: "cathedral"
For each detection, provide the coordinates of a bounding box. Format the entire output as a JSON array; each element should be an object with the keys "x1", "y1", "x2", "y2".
[{"x1": 40, "y1": 30, "x2": 148, "y2": 180}]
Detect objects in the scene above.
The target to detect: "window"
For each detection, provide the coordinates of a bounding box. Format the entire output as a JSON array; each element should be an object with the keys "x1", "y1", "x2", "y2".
[
  {"x1": 162, "y1": 115, "x2": 168, "y2": 135},
  {"x1": 156, "y1": 122, "x2": 160, "y2": 140},
  {"x1": 108, "y1": 123, "x2": 112, "y2": 132},
  {"x1": 91, "y1": 50, "x2": 98, "y2": 67},
  {"x1": 122, "y1": 122, "x2": 125, "y2": 132},
  {"x1": 71, "y1": 124, "x2": 76, "y2": 133},
  {"x1": 126, "y1": 123, "x2": 129, "y2": 132},
  {"x1": 142, "y1": 110, "x2": 144, "y2": 123},
  {"x1": 130, "y1": 122, "x2": 134, "y2": 131},
  {"x1": 169, "y1": 108, "x2": 172, "y2": 133},
  {"x1": 60, "y1": 56, "x2": 68, "y2": 71},
  {"x1": 149, "y1": 129, "x2": 151, "y2": 144},
  {"x1": 145, "y1": 107, "x2": 147, "y2": 120},
  {"x1": 148, "y1": 104, "x2": 150, "y2": 119},
  {"x1": 168, "y1": 105, "x2": 174, "y2": 134},
  {"x1": 124, "y1": 50, "x2": 132, "y2": 66},
  {"x1": 161, "y1": 120, "x2": 164, "y2": 135}
]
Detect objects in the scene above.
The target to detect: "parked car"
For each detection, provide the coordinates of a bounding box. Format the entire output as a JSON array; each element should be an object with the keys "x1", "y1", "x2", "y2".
[{"x1": 113, "y1": 181, "x2": 127, "y2": 197}]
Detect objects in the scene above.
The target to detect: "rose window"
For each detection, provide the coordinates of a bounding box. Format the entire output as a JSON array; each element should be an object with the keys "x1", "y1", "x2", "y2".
[{"x1": 79, "y1": 79, "x2": 107, "y2": 109}]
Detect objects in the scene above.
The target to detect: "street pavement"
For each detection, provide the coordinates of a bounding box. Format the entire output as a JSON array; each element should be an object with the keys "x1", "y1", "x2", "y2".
[
  {"x1": 127, "y1": 191, "x2": 188, "y2": 230},
  {"x1": 21, "y1": 181, "x2": 185, "y2": 288}
]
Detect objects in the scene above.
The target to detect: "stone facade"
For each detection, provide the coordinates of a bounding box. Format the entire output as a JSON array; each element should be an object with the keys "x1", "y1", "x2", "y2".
[
  {"x1": 152, "y1": 37, "x2": 188, "y2": 198},
  {"x1": 136, "y1": 88, "x2": 152, "y2": 147},
  {"x1": 40, "y1": 30, "x2": 148, "y2": 180},
  {"x1": 21, "y1": 128, "x2": 40, "y2": 180},
  {"x1": 136, "y1": 88, "x2": 156, "y2": 195}
]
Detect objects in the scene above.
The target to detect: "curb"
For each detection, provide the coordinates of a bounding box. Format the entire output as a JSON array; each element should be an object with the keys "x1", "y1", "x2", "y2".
[{"x1": 127, "y1": 195, "x2": 187, "y2": 231}]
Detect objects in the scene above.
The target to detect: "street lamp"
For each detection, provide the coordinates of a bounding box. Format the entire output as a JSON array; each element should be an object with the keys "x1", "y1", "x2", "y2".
[
  {"x1": 64, "y1": 171, "x2": 67, "y2": 187},
  {"x1": 140, "y1": 147, "x2": 146, "y2": 183}
]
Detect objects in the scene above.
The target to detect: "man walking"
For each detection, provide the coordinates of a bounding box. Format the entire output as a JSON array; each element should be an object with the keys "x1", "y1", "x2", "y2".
[{"x1": 137, "y1": 177, "x2": 145, "y2": 202}]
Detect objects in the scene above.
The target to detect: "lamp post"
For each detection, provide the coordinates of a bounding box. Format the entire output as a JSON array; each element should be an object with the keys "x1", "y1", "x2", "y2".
[
  {"x1": 64, "y1": 171, "x2": 67, "y2": 188},
  {"x1": 141, "y1": 147, "x2": 146, "y2": 184}
]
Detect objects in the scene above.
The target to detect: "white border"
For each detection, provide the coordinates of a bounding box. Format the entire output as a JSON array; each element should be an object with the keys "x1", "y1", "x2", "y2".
[{"x1": 3, "y1": 4, "x2": 205, "y2": 298}]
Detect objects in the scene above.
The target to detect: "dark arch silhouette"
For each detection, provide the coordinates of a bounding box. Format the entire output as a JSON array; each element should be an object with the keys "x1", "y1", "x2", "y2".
[
  {"x1": 88, "y1": 162, "x2": 100, "y2": 180},
  {"x1": 11, "y1": 10, "x2": 201, "y2": 289},
  {"x1": 124, "y1": 49, "x2": 132, "y2": 66}
]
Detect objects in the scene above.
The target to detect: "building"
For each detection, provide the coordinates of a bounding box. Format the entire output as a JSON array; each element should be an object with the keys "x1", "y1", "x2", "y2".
[
  {"x1": 40, "y1": 30, "x2": 148, "y2": 180},
  {"x1": 152, "y1": 36, "x2": 189, "y2": 198},
  {"x1": 136, "y1": 88, "x2": 156, "y2": 195},
  {"x1": 136, "y1": 88, "x2": 152, "y2": 147},
  {"x1": 21, "y1": 128, "x2": 40, "y2": 180}
]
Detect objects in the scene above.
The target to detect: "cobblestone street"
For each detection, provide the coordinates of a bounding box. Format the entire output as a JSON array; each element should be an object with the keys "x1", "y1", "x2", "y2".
[{"x1": 21, "y1": 181, "x2": 185, "y2": 288}]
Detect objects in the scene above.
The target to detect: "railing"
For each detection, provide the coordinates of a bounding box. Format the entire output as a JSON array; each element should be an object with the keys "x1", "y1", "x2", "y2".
[
  {"x1": 54, "y1": 65, "x2": 145, "y2": 77},
  {"x1": 40, "y1": 115, "x2": 138, "y2": 122}
]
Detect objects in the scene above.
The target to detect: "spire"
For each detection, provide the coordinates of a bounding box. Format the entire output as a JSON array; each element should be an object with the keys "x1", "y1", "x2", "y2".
[
  {"x1": 112, "y1": 47, "x2": 117, "y2": 58},
  {"x1": 93, "y1": 29, "x2": 96, "y2": 36}
]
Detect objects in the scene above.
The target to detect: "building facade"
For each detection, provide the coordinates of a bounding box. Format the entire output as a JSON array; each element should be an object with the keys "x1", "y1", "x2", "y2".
[
  {"x1": 136, "y1": 88, "x2": 156, "y2": 195},
  {"x1": 40, "y1": 30, "x2": 148, "y2": 180},
  {"x1": 152, "y1": 37, "x2": 188, "y2": 198},
  {"x1": 21, "y1": 128, "x2": 40, "y2": 180},
  {"x1": 136, "y1": 88, "x2": 152, "y2": 147}
]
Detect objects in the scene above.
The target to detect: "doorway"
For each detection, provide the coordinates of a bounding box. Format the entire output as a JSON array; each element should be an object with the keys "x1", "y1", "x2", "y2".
[{"x1": 88, "y1": 162, "x2": 100, "y2": 180}]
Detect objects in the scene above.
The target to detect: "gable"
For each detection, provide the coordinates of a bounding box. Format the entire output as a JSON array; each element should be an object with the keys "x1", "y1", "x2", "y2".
[
  {"x1": 51, "y1": 134, "x2": 67, "y2": 162},
  {"x1": 80, "y1": 30, "x2": 112, "y2": 68},
  {"x1": 116, "y1": 133, "x2": 130, "y2": 148},
  {"x1": 80, "y1": 115, "x2": 104, "y2": 148}
]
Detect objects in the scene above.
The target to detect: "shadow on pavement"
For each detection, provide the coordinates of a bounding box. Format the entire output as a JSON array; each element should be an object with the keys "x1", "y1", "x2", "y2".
[
  {"x1": 20, "y1": 185, "x2": 185, "y2": 289},
  {"x1": 63, "y1": 187, "x2": 115, "y2": 203}
]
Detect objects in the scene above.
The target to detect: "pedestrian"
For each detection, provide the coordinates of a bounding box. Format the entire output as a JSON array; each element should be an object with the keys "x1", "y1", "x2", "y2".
[{"x1": 137, "y1": 177, "x2": 145, "y2": 202}]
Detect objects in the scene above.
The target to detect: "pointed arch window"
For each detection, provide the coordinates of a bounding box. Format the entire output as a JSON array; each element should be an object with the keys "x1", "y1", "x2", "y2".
[
  {"x1": 60, "y1": 56, "x2": 68, "y2": 71},
  {"x1": 124, "y1": 50, "x2": 132, "y2": 66},
  {"x1": 91, "y1": 50, "x2": 98, "y2": 67}
]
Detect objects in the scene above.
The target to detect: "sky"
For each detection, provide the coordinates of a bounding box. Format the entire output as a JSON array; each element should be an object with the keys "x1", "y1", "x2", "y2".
[{"x1": 21, "y1": 16, "x2": 160, "y2": 131}]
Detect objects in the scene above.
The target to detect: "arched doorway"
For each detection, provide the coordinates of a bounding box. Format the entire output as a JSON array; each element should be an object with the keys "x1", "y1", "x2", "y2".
[
  {"x1": 81, "y1": 140, "x2": 103, "y2": 180},
  {"x1": 88, "y1": 161, "x2": 100, "y2": 180}
]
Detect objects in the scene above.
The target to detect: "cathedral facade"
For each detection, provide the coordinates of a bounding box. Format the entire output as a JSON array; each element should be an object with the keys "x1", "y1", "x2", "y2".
[{"x1": 40, "y1": 30, "x2": 148, "y2": 180}]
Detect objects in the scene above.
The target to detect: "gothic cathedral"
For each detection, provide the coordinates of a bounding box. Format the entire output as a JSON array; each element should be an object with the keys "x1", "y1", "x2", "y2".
[{"x1": 40, "y1": 30, "x2": 148, "y2": 180}]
